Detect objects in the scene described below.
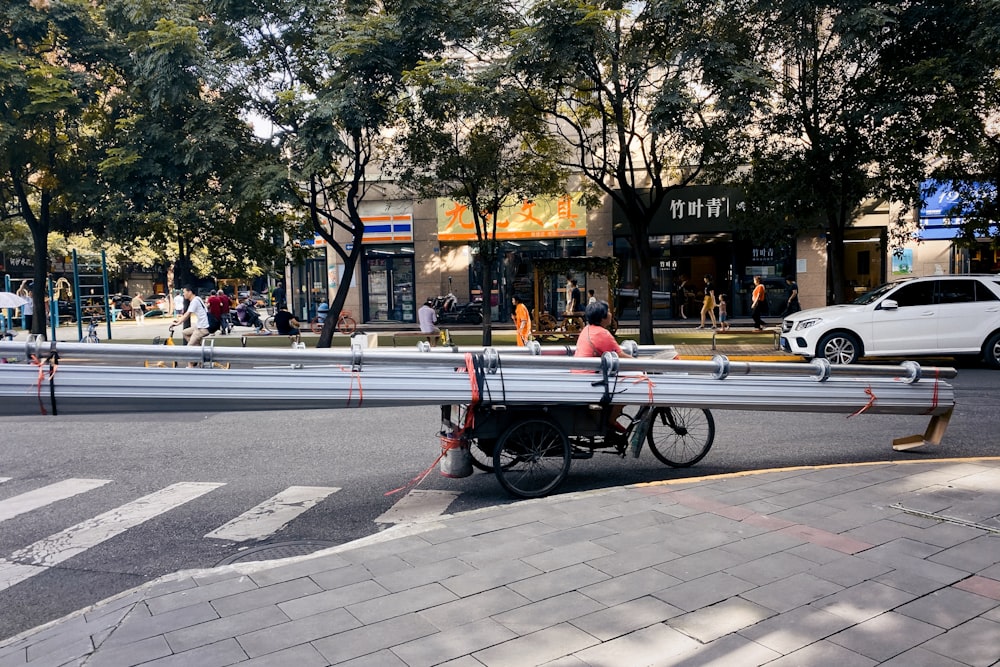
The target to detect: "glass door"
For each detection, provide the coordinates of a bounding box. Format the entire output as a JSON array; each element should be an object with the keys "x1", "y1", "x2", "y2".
[{"x1": 364, "y1": 250, "x2": 416, "y2": 323}]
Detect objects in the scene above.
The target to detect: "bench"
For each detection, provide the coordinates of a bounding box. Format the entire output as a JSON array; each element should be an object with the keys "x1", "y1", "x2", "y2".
[
  {"x1": 392, "y1": 331, "x2": 438, "y2": 347},
  {"x1": 711, "y1": 326, "x2": 780, "y2": 351}
]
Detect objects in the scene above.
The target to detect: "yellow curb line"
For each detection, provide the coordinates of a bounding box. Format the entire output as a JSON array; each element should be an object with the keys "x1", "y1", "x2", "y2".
[{"x1": 632, "y1": 456, "x2": 1000, "y2": 489}]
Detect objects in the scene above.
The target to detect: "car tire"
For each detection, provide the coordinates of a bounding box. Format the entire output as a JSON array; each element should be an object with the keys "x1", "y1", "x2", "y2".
[
  {"x1": 817, "y1": 332, "x2": 861, "y2": 365},
  {"x1": 983, "y1": 332, "x2": 1000, "y2": 369}
]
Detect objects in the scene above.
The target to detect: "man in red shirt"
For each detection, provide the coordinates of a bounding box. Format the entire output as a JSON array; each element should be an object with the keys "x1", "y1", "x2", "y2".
[{"x1": 206, "y1": 290, "x2": 225, "y2": 334}]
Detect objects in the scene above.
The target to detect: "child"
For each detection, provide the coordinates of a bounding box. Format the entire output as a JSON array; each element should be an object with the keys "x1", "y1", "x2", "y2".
[{"x1": 717, "y1": 294, "x2": 729, "y2": 331}]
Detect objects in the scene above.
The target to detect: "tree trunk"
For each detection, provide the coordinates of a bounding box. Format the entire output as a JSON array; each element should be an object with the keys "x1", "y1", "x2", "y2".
[
  {"x1": 479, "y1": 251, "x2": 495, "y2": 347},
  {"x1": 631, "y1": 229, "x2": 655, "y2": 345}
]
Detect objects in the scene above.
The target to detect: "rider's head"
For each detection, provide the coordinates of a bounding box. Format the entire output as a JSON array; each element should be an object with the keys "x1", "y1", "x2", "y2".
[{"x1": 584, "y1": 300, "x2": 610, "y2": 326}]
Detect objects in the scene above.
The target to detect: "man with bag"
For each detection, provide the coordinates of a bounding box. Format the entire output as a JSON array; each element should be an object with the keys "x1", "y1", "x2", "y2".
[{"x1": 173, "y1": 286, "x2": 211, "y2": 362}]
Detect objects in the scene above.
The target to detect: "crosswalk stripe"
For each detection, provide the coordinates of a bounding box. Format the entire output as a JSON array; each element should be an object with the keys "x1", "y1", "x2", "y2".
[
  {"x1": 0, "y1": 477, "x2": 10, "y2": 484},
  {"x1": 204, "y1": 486, "x2": 341, "y2": 542},
  {"x1": 375, "y1": 489, "x2": 460, "y2": 524},
  {"x1": 0, "y1": 482, "x2": 224, "y2": 593},
  {"x1": 0, "y1": 478, "x2": 111, "y2": 524}
]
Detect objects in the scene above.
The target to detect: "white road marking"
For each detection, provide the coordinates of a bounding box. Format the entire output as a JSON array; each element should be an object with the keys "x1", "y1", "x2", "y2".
[
  {"x1": 375, "y1": 489, "x2": 460, "y2": 524},
  {"x1": 0, "y1": 477, "x2": 10, "y2": 484},
  {"x1": 0, "y1": 478, "x2": 111, "y2": 524},
  {"x1": 0, "y1": 482, "x2": 224, "y2": 593},
  {"x1": 204, "y1": 486, "x2": 341, "y2": 542}
]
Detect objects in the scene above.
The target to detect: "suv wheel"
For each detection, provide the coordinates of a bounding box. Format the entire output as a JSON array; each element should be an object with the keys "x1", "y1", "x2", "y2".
[
  {"x1": 818, "y1": 332, "x2": 860, "y2": 365},
  {"x1": 983, "y1": 332, "x2": 1000, "y2": 369}
]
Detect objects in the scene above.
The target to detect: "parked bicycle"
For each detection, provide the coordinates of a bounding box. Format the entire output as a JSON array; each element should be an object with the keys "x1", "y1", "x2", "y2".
[{"x1": 303, "y1": 307, "x2": 356, "y2": 335}]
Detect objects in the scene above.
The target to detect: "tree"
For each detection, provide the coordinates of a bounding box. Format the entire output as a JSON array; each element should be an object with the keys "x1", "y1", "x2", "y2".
[
  {"x1": 0, "y1": 0, "x2": 111, "y2": 336},
  {"x1": 231, "y1": 0, "x2": 458, "y2": 347},
  {"x1": 507, "y1": 0, "x2": 763, "y2": 343},
  {"x1": 731, "y1": 0, "x2": 985, "y2": 304},
  {"x1": 393, "y1": 59, "x2": 566, "y2": 345},
  {"x1": 99, "y1": 0, "x2": 288, "y2": 290}
]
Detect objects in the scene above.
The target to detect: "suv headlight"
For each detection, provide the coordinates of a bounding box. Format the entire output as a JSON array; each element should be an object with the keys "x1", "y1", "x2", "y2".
[{"x1": 795, "y1": 318, "x2": 823, "y2": 331}]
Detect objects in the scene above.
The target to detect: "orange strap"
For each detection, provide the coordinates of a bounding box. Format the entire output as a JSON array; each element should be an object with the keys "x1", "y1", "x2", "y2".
[
  {"x1": 337, "y1": 365, "x2": 364, "y2": 407},
  {"x1": 847, "y1": 386, "x2": 877, "y2": 418},
  {"x1": 30, "y1": 355, "x2": 57, "y2": 416},
  {"x1": 629, "y1": 374, "x2": 656, "y2": 404}
]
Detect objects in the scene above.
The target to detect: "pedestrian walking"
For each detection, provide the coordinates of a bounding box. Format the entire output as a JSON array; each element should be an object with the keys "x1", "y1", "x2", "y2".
[
  {"x1": 717, "y1": 294, "x2": 729, "y2": 331},
  {"x1": 751, "y1": 275, "x2": 768, "y2": 330},
  {"x1": 131, "y1": 293, "x2": 145, "y2": 325},
  {"x1": 512, "y1": 295, "x2": 531, "y2": 347},
  {"x1": 697, "y1": 274, "x2": 718, "y2": 329},
  {"x1": 781, "y1": 276, "x2": 800, "y2": 317}
]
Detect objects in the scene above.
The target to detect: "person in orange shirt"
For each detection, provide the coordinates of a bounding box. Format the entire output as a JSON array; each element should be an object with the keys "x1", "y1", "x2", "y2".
[
  {"x1": 512, "y1": 295, "x2": 531, "y2": 346},
  {"x1": 751, "y1": 275, "x2": 768, "y2": 330}
]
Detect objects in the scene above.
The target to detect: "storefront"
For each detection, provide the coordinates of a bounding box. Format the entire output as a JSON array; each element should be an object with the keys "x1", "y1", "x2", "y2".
[
  {"x1": 359, "y1": 213, "x2": 416, "y2": 323},
  {"x1": 613, "y1": 186, "x2": 796, "y2": 319},
  {"x1": 436, "y1": 194, "x2": 588, "y2": 322},
  {"x1": 915, "y1": 180, "x2": 999, "y2": 275}
]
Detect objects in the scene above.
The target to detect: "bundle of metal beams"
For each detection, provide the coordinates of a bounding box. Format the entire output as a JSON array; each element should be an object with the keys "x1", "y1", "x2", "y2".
[{"x1": 0, "y1": 341, "x2": 955, "y2": 423}]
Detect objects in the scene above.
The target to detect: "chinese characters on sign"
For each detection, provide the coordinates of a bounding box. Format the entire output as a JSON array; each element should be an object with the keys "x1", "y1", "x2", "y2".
[
  {"x1": 437, "y1": 194, "x2": 587, "y2": 241},
  {"x1": 668, "y1": 196, "x2": 733, "y2": 222}
]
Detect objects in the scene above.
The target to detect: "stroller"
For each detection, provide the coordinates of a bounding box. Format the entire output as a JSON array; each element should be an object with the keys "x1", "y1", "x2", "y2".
[{"x1": 234, "y1": 301, "x2": 267, "y2": 332}]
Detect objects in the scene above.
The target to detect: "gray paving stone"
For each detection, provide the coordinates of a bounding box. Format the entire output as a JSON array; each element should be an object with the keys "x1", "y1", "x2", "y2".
[
  {"x1": 470, "y1": 622, "x2": 598, "y2": 667},
  {"x1": 809, "y1": 554, "x2": 894, "y2": 587},
  {"x1": 492, "y1": 591, "x2": 605, "y2": 636},
  {"x1": 142, "y1": 576, "x2": 198, "y2": 599},
  {"x1": 764, "y1": 639, "x2": 877, "y2": 667},
  {"x1": 712, "y1": 530, "x2": 805, "y2": 560},
  {"x1": 17, "y1": 617, "x2": 90, "y2": 662},
  {"x1": 0, "y1": 646, "x2": 25, "y2": 667},
  {"x1": 392, "y1": 617, "x2": 519, "y2": 667},
  {"x1": 665, "y1": 632, "x2": 780, "y2": 666},
  {"x1": 237, "y1": 607, "x2": 360, "y2": 658},
  {"x1": 724, "y1": 550, "x2": 816, "y2": 585},
  {"x1": 843, "y1": 519, "x2": 940, "y2": 546},
  {"x1": 248, "y1": 553, "x2": 353, "y2": 587},
  {"x1": 584, "y1": 540, "x2": 682, "y2": 577},
  {"x1": 21, "y1": 636, "x2": 93, "y2": 667},
  {"x1": 164, "y1": 606, "x2": 290, "y2": 653},
  {"x1": 578, "y1": 567, "x2": 681, "y2": 607},
  {"x1": 918, "y1": 520, "x2": 990, "y2": 548},
  {"x1": 917, "y1": 617, "x2": 1000, "y2": 667},
  {"x1": 872, "y1": 569, "x2": 950, "y2": 597},
  {"x1": 418, "y1": 587, "x2": 531, "y2": 631},
  {"x1": 211, "y1": 577, "x2": 323, "y2": 617},
  {"x1": 440, "y1": 558, "x2": 543, "y2": 598},
  {"x1": 239, "y1": 643, "x2": 331, "y2": 667},
  {"x1": 458, "y1": 536, "x2": 554, "y2": 568},
  {"x1": 359, "y1": 554, "x2": 413, "y2": 578},
  {"x1": 572, "y1": 622, "x2": 700, "y2": 666},
  {"x1": 338, "y1": 534, "x2": 435, "y2": 564},
  {"x1": 84, "y1": 591, "x2": 146, "y2": 624},
  {"x1": 141, "y1": 638, "x2": 248, "y2": 667},
  {"x1": 373, "y1": 557, "x2": 473, "y2": 593},
  {"x1": 930, "y1": 535, "x2": 1000, "y2": 573},
  {"x1": 311, "y1": 613, "x2": 439, "y2": 664},
  {"x1": 346, "y1": 582, "x2": 459, "y2": 624},
  {"x1": 896, "y1": 586, "x2": 999, "y2": 629},
  {"x1": 654, "y1": 546, "x2": 750, "y2": 581},
  {"x1": 278, "y1": 580, "x2": 389, "y2": 621},
  {"x1": 336, "y1": 648, "x2": 409, "y2": 667},
  {"x1": 858, "y1": 548, "x2": 970, "y2": 584},
  {"x1": 101, "y1": 602, "x2": 218, "y2": 648},
  {"x1": 739, "y1": 571, "x2": 843, "y2": 613},
  {"x1": 396, "y1": 535, "x2": 487, "y2": 567},
  {"x1": 84, "y1": 636, "x2": 169, "y2": 667},
  {"x1": 507, "y1": 563, "x2": 610, "y2": 603},
  {"x1": 436, "y1": 656, "x2": 490, "y2": 667},
  {"x1": 521, "y1": 541, "x2": 615, "y2": 573},
  {"x1": 878, "y1": 646, "x2": 972, "y2": 666},
  {"x1": 568, "y1": 596, "x2": 682, "y2": 641},
  {"x1": 533, "y1": 524, "x2": 620, "y2": 549},
  {"x1": 145, "y1": 576, "x2": 259, "y2": 616},
  {"x1": 828, "y1": 611, "x2": 943, "y2": 662},
  {"x1": 669, "y1": 597, "x2": 775, "y2": 643},
  {"x1": 810, "y1": 580, "x2": 917, "y2": 623},
  {"x1": 308, "y1": 563, "x2": 373, "y2": 591},
  {"x1": 861, "y1": 536, "x2": 947, "y2": 560},
  {"x1": 738, "y1": 606, "x2": 853, "y2": 654},
  {"x1": 651, "y1": 571, "x2": 756, "y2": 612}
]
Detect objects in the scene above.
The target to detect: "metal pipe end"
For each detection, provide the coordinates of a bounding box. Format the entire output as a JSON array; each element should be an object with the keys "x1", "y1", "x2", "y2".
[
  {"x1": 711, "y1": 354, "x2": 730, "y2": 380},
  {"x1": 809, "y1": 358, "x2": 832, "y2": 382}
]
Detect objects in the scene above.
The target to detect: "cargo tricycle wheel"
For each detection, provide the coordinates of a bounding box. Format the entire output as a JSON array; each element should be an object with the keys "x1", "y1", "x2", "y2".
[
  {"x1": 493, "y1": 419, "x2": 570, "y2": 498},
  {"x1": 647, "y1": 407, "x2": 715, "y2": 467}
]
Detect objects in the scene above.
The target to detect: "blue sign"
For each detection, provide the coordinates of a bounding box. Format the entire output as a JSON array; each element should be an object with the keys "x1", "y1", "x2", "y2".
[{"x1": 918, "y1": 180, "x2": 997, "y2": 240}]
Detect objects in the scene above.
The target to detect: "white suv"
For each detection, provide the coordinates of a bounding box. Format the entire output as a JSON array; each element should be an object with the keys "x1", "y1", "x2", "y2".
[{"x1": 780, "y1": 275, "x2": 1000, "y2": 367}]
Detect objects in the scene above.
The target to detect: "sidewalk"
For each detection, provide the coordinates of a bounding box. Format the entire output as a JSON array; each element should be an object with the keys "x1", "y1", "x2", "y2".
[{"x1": 2, "y1": 458, "x2": 998, "y2": 666}]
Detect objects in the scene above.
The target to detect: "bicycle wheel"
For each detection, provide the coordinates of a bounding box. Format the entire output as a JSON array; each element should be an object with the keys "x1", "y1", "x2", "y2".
[
  {"x1": 493, "y1": 418, "x2": 570, "y2": 498},
  {"x1": 263, "y1": 315, "x2": 275, "y2": 331},
  {"x1": 338, "y1": 316, "x2": 357, "y2": 335},
  {"x1": 310, "y1": 317, "x2": 323, "y2": 334},
  {"x1": 469, "y1": 438, "x2": 495, "y2": 472},
  {"x1": 647, "y1": 407, "x2": 715, "y2": 467}
]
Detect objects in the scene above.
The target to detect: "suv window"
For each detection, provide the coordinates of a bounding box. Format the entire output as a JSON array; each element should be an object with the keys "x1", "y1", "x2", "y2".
[
  {"x1": 978, "y1": 281, "x2": 1000, "y2": 302},
  {"x1": 937, "y1": 280, "x2": 976, "y2": 304},
  {"x1": 888, "y1": 281, "x2": 935, "y2": 307}
]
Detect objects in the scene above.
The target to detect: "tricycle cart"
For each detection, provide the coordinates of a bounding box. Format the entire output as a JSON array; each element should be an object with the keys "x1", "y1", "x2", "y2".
[{"x1": 441, "y1": 402, "x2": 715, "y2": 498}]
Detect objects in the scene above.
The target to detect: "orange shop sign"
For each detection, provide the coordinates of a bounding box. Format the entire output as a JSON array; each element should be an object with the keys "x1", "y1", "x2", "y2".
[{"x1": 436, "y1": 194, "x2": 587, "y2": 241}]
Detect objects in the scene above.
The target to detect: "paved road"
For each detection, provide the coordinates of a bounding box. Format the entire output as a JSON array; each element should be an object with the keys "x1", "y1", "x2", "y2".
[{"x1": 0, "y1": 362, "x2": 997, "y2": 641}]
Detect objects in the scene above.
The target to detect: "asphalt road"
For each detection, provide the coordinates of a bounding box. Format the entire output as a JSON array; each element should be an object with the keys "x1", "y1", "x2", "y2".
[{"x1": 0, "y1": 366, "x2": 998, "y2": 641}]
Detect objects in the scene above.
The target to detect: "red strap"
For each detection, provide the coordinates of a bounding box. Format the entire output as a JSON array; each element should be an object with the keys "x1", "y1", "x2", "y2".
[
  {"x1": 847, "y1": 386, "x2": 877, "y2": 418},
  {"x1": 30, "y1": 355, "x2": 56, "y2": 416}
]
